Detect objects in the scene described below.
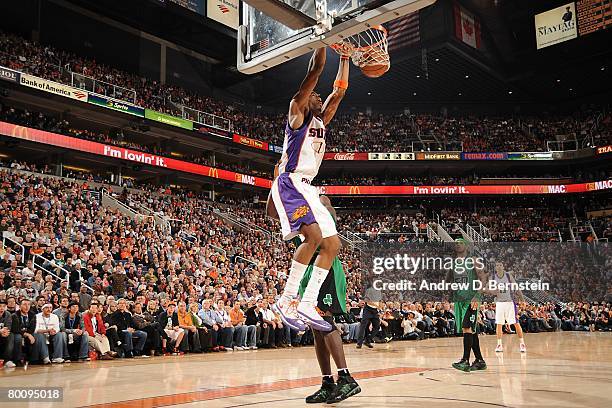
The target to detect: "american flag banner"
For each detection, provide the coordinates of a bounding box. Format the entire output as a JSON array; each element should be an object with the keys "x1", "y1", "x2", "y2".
[
  {"x1": 251, "y1": 37, "x2": 270, "y2": 53},
  {"x1": 386, "y1": 12, "x2": 420, "y2": 52}
]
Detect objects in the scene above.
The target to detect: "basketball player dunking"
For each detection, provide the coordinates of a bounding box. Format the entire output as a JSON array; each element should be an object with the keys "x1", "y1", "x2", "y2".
[
  {"x1": 269, "y1": 46, "x2": 350, "y2": 332},
  {"x1": 267, "y1": 191, "x2": 361, "y2": 403},
  {"x1": 492, "y1": 261, "x2": 526, "y2": 353}
]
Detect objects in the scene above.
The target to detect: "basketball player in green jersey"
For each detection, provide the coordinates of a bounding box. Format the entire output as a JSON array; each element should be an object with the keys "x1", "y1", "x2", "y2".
[
  {"x1": 447, "y1": 238, "x2": 487, "y2": 372},
  {"x1": 267, "y1": 186, "x2": 360, "y2": 403}
]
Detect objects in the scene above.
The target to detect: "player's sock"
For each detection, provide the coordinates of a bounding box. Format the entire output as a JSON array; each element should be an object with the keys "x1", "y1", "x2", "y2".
[
  {"x1": 462, "y1": 333, "x2": 473, "y2": 361},
  {"x1": 472, "y1": 333, "x2": 483, "y2": 361},
  {"x1": 519, "y1": 337, "x2": 525, "y2": 345},
  {"x1": 282, "y1": 260, "x2": 308, "y2": 299},
  {"x1": 322, "y1": 375, "x2": 334, "y2": 384},
  {"x1": 337, "y1": 368, "x2": 350, "y2": 377},
  {"x1": 497, "y1": 339, "x2": 502, "y2": 346},
  {"x1": 301, "y1": 265, "x2": 329, "y2": 304}
]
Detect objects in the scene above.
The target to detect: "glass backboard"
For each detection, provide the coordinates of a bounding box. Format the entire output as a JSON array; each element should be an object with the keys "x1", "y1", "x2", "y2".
[{"x1": 238, "y1": 0, "x2": 436, "y2": 74}]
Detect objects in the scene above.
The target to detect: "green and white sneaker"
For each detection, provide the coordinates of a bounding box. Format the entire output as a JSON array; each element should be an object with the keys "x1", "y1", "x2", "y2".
[
  {"x1": 452, "y1": 359, "x2": 471, "y2": 372},
  {"x1": 326, "y1": 375, "x2": 361, "y2": 404},
  {"x1": 306, "y1": 382, "x2": 335, "y2": 404},
  {"x1": 469, "y1": 359, "x2": 487, "y2": 371}
]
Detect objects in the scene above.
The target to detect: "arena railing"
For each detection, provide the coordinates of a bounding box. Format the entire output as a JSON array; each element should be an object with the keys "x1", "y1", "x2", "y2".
[
  {"x1": 2, "y1": 236, "x2": 25, "y2": 260},
  {"x1": 70, "y1": 72, "x2": 137, "y2": 104},
  {"x1": 209, "y1": 244, "x2": 227, "y2": 257},
  {"x1": 466, "y1": 224, "x2": 485, "y2": 243},
  {"x1": 180, "y1": 105, "x2": 231, "y2": 132},
  {"x1": 235, "y1": 255, "x2": 258, "y2": 267},
  {"x1": 32, "y1": 254, "x2": 67, "y2": 284},
  {"x1": 426, "y1": 224, "x2": 441, "y2": 242}
]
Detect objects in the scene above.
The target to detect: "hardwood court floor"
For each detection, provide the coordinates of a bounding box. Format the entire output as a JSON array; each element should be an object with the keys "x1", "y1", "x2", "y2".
[{"x1": 1, "y1": 332, "x2": 610, "y2": 408}]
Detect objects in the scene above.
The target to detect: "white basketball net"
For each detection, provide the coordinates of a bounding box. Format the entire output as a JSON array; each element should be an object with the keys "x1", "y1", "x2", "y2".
[{"x1": 331, "y1": 26, "x2": 389, "y2": 68}]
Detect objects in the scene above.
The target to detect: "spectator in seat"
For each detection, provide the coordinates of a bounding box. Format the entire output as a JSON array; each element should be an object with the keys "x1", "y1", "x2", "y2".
[
  {"x1": 216, "y1": 300, "x2": 235, "y2": 351},
  {"x1": 401, "y1": 311, "x2": 422, "y2": 340},
  {"x1": 78, "y1": 286, "x2": 92, "y2": 312},
  {"x1": 53, "y1": 296, "x2": 70, "y2": 323},
  {"x1": 11, "y1": 299, "x2": 39, "y2": 365},
  {"x1": 145, "y1": 299, "x2": 165, "y2": 355},
  {"x1": 34, "y1": 303, "x2": 67, "y2": 363},
  {"x1": 132, "y1": 302, "x2": 161, "y2": 356},
  {"x1": 198, "y1": 299, "x2": 224, "y2": 352},
  {"x1": 83, "y1": 302, "x2": 114, "y2": 359},
  {"x1": 102, "y1": 300, "x2": 122, "y2": 354},
  {"x1": 6, "y1": 296, "x2": 18, "y2": 313},
  {"x1": 158, "y1": 302, "x2": 184, "y2": 355},
  {"x1": 243, "y1": 300, "x2": 259, "y2": 350},
  {"x1": 177, "y1": 301, "x2": 201, "y2": 353},
  {"x1": 64, "y1": 302, "x2": 90, "y2": 361},
  {"x1": 0, "y1": 299, "x2": 16, "y2": 368},
  {"x1": 111, "y1": 298, "x2": 148, "y2": 358},
  {"x1": 229, "y1": 302, "x2": 248, "y2": 351},
  {"x1": 260, "y1": 299, "x2": 281, "y2": 349},
  {"x1": 189, "y1": 302, "x2": 213, "y2": 352}
]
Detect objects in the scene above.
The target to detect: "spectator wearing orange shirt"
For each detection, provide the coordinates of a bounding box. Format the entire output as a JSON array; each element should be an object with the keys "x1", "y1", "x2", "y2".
[
  {"x1": 230, "y1": 302, "x2": 248, "y2": 351},
  {"x1": 177, "y1": 301, "x2": 201, "y2": 353}
]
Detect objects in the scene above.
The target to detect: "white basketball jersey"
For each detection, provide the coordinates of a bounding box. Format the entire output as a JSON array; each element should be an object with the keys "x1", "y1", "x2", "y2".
[
  {"x1": 278, "y1": 113, "x2": 326, "y2": 179},
  {"x1": 493, "y1": 272, "x2": 513, "y2": 302}
]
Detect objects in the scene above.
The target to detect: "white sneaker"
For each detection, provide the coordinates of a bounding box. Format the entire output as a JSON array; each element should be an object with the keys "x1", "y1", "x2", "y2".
[
  {"x1": 43, "y1": 357, "x2": 51, "y2": 365},
  {"x1": 519, "y1": 343, "x2": 527, "y2": 353},
  {"x1": 272, "y1": 297, "x2": 307, "y2": 331},
  {"x1": 4, "y1": 361, "x2": 16, "y2": 368},
  {"x1": 235, "y1": 346, "x2": 244, "y2": 351},
  {"x1": 52, "y1": 358, "x2": 64, "y2": 364},
  {"x1": 250, "y1": 346, "x2": 258, "y2": 350},
  {"x1": 139, "y1": 354, "x2": 151, "y2": 358},
  {"x1": 227, "y1": 348, "x2": 234, "y2": 352},
  {"x1": 495, "y1": 344, "x2": 503, "y2": 353},
  {"x1": 296, "y1": 302, "x2": 332, "y2": 332}
]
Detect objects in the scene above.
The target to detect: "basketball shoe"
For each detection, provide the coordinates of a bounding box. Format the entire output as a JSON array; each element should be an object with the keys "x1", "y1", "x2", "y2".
[
  {"x1": 272, "y1": 296, "x2": 307, "y2": 331},
  {"x1": 326, "y1": 375, "x2": 361, "y2": 403},
  {"x1": 297, "y1": 301, "x2": 333, "y2": 332},
  {"x1": 469, "y1": 359, "x2": 487, "y2": 371},
  {"x1": 495, "y1": 344, "x2": 503, "y2": 352},
  {"x1": 519, "y1": 342, "x2": 527, "y2": 353},
  {"x1": 452, "y1": 359, "x2": 471, "y2": 372},
  {"x1": 305, "y1": 380, "x2": 335, "y2": 403}
]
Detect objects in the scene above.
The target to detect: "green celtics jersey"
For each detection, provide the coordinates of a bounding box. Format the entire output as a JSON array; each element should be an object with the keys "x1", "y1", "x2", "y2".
[
  {"x1": 292, "y1": 236, "x2": 347, "y2": 315},
  {"x1": 451, "y1": 257, "x2": 481, "y2": 303}
]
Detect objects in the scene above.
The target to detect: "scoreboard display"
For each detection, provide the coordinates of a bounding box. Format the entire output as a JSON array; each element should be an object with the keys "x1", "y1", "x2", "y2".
[{"x1": 576, "y1": 0, "x2": 612, "y2": 35}]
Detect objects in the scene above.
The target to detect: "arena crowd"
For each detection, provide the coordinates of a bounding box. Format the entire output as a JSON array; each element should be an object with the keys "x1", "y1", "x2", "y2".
[
  {"x1": 1, "y1": 32, "x2": 611, "y2": 153},
  {"x1": 0, "y1": 163, "x2": 610, "y2": 369}
]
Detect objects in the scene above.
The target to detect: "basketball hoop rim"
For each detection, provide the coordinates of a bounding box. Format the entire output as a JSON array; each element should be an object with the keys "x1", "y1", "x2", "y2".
[{"x1": 330, "y1": 25, "x2": 388, "y2": 54}]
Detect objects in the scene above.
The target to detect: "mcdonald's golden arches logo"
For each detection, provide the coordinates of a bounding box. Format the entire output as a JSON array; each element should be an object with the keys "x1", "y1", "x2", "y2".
[
  {"x1": 11, "y1": 125, "x2": 29, "y2": 138},
  {"x1": 207, "y1": 167, "x2": 219, "y2": 178},
  {"x1": 586, "y1": 182, "x2": 596, "y2": 191},
  {"x1": 349, "y1": 186, "x2": 361, "y2": 195},
  {"x1": 510, "y1": 185, "x2": 522, "y2": 194}
]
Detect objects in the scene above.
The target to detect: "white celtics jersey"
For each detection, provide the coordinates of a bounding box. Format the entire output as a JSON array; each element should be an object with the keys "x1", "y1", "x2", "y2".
[{"x1": 278, "y1": 112, "x2": 326, "y2": 179}]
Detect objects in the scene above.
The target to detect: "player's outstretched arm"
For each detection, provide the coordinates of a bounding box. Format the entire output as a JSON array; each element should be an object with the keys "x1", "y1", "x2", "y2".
[
  {"x1": 322, "y1": 47, "x2": 350, "y2": 125},
  {"x1": 289, "y1": 48, "x2": 326, "y2": 128}
]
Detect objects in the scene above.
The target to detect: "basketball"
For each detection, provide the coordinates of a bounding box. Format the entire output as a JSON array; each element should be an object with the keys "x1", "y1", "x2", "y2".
[{"x1": 360, "y1": 62, "x2": 390, "y2": 78}]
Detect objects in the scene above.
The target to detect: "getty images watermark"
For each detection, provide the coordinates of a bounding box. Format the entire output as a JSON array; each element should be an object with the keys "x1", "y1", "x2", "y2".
[{"x1": 369, "y1": 253, "x2": 550, "y2": 292}]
